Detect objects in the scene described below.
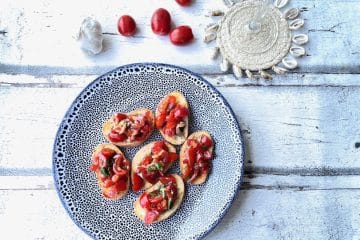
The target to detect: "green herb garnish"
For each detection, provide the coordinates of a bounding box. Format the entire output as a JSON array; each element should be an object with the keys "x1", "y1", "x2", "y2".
[
  {"x1": 147, "y1": 163, "x2": 163, "y2": 172},
  {"x1": 100, "y1": 167, "x2": 109, "y2": 177},
  {"x1": 168, "y1": 198, "x2": 173, "y2": 209}
]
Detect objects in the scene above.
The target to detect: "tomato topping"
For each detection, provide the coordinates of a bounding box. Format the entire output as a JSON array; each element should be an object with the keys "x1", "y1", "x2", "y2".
[
  {"x1": 182, "y1": 135, "x2": 213, "y2": 182},
  {"x1": 91, "y1": 148, "x2": 130, "y2": 198},
  {"x1": 140, "y1": 193, "x2": 150, "y2": 209},
  {"x1": 132, "y1": 172, "x2": 144, "y2": 192},
  {"x1": 114, "y1": 113, "x2": 127, "y2": 123},
  {"x1": 108, "y1": 131, "x2": 128, "y2": 142},
  {"x1": 156, "y1": 95, "x2": 187, "y2": 137},
  {"x1": 152, "y1": 141, "x2": 168, "y2": 154},
  {"x1": 144, "y1": 210, "x2": 160, "y2": 225},
  {"x1": 108, "y1": 111, "x2": 153, "y2": 143},
  {"x1": 140, "y1": 175, "x2": 178, "y2": 224},
  {"x1": 201, "y1": 136, "x2": 213, "y2": 149},
  {"x1": 136, "y1": 141, "x2": 178, "y2": 186},
  {"x1": 159, "y1": 175, "x2": 176, "y2": 185}
]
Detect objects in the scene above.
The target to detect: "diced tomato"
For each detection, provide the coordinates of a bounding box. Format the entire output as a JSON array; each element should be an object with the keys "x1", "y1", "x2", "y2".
[
  {"x1": 188, "y1": 147, "x2": 197, "y2": 167},
  {"x1": 187, "y1": 139, "x2": 198, "y2": 148},
  {"x1": 104, "y1": 179, "x2": 114, "y2": 188},
  {"x1": 115, "y1": 179, "x2": 127, "y2": 191},
  {"x1": 142, "y1": 156, "x2": 153, "y2": 166},
  {"x1": 132, "y1": 173, "x2": 144, "y2": 192},
  {"x1": 201, "y1": 136, "x2": 213, "y2": 149},
  {"x1": 113, "y1": 155, "x2": 129, "y2": 176},
  {"x1": 149, "y1": 195, "x2": 163, "y2": 204},
  {"x1": 99, "y1": 148, "x2": 116, "y2": 160},
  {"x1": 174, "y1": 107, "x2": 188, "y2": 119},
  {"x1": 114, "y1": 113, "x2": 127, "y2": 123},
  {"x1": 152, "y1": 141, "x2": 168, "y2": 154},
  {"x1": 160, "y1": 175, "x2": 176, "y2": 185},
  {"x1": 155, "y1": 113, "x2": 166, "y2": 128},
  {"x1": 164, "y1": 127, "x2": 176, "y2": 137},
  {"x1": 140, "y1": 193, "x2": 150, "y2": 209},
  {"x1": 189, "y1": 166, "x2": 200, "y2": 183},
  {"x1": 144, "y1": 210, "x2": 160, "y2": 225},
  {"x1": 141, "y1": 168, "x2": 159, "y2": 184},
  {"x1": 156, "y1": 199, "x2": 168, "y2": 212},
  {"x1": 108, "y1": 131, "x2": 128, "y2": 142}
]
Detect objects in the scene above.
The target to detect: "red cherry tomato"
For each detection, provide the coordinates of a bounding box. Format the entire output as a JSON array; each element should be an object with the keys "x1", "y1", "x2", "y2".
[
  {"x1": 176, "y1": 0, "x2": 192, "y2": 6},
  {"x1": 117, "y1": 15, "x2": 136, "y2": 36},
  {"x1": 169, "y1": 26, "x2": 194, "y2": 45},
  {"x1": 151, "y1": 8, "x2": 171, "y2": 35}
]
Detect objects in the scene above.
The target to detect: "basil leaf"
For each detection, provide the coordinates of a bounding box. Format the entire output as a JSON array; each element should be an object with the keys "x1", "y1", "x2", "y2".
[
  {"x1": 100, "y1": 167, "x2": 109, "y2": 177},
  {"x1": 168, "y1": 198, "x2": 173, "y2": 209}
]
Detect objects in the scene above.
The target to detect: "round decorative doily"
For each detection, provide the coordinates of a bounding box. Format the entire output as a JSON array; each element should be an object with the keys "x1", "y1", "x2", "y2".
[
  {"x1": 205, "y1": 0, "x2": 309, "y2": 80},
  {"x1": 217, "y1": 0, "x2": 291, "y2": 71}
]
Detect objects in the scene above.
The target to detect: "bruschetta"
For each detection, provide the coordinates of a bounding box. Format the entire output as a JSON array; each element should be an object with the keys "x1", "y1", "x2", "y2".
[
  {"x1": 155, "y1": 91, "x2": 189, "y2": 145},
  {"x1": 102, "y1": 108, "x2": 154, "y2": 147},
  {"x1": 134, "y1": 174, "x2": 185, "y2": 225},
  {"x1": 131, "y1": 140, "x2": 178, "y2": 192},
  {"x1": 90, "y1": 143, "x2": 130, "y2": 200},
  {"x1": 180, "y1": 131, "x2": 214, "y2": 184}
]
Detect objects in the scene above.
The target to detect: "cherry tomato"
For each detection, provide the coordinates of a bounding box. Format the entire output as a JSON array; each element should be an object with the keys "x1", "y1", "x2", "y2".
[
  {"x1": 117, "y1": 15, "x2": 136, "y2": 36},
  {"x1": 132, "y1": 173, "x2": 144, "y2": 192},
  {"x1": 176, "y1": 0, "x2": 192, "y2": 6},
  {"x1": 151, "y1": 8, "x2": 171, "y2": 35},
  {"x1": 169, "y1": 26, "x2": 194, "y2": 45},
  {"x1": 115, "y1": 179, "x2": 128, "y2": 191}
]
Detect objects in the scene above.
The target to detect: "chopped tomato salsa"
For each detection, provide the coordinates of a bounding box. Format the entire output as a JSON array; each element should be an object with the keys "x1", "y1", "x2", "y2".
[
  {"x1": 156, "y1": 95, "x2": 188, "y2": 137},
  {"x1": 90, "y1": 148, "x2": 130, "y2": 199},
  {"x1": 108, "y1": 111, "x2": 153, "y2": 143},
  {"x1": 133, "y1": 141, "x2": 178, "y2": 192},
  {"x1": 182, "y1": 135, "x2": 213, "y2": 183},
  {"x1": 140, "y1": 175, "x2": 178, "y2": 224}
]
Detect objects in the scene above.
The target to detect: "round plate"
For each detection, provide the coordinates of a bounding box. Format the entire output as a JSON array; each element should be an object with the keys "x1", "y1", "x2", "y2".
[{"x1": 53, "y1": 63, "x2": 244, "y2": 240}]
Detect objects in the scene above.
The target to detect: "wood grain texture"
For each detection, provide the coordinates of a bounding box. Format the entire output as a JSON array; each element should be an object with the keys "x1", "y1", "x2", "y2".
[
  {"x1": 1, "y1": 74, "x2": 359, "y2": 173},
  {"x1": 0, "y1": 0, "x2": 359, "y2": 75},
  {"x1": 0, "y1": 175, "x2": 359, "y2": 240}
]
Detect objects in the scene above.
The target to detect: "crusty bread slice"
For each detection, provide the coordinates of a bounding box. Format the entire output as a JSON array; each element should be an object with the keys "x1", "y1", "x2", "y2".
[
  {"x1": 92, "y1": 143, "x2": 130, "y2": 200},
  {"x1": 156, "y1": 91, "x2": 189, "y2": 145},
  {"x1": 180, "y1": 131, "x2": 213, "y2": 185},
  {"x1": 102, "y1": 108, "x2": 154, "y2": 147},
  {"x1": 133, "y1": 174, "x2": 185, "y2": 224},
  {"x1": 131, "y1": 141, "x2": 177, "y2": 190}
]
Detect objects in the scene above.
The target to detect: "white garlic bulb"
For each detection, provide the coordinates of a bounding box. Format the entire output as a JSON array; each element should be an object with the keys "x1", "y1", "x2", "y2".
[{"x1": 77, "y1": 17, "x2": 103, "y2": 55}]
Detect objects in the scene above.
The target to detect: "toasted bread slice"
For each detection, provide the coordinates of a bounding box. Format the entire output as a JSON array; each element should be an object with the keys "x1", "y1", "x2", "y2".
[
  {"x1": 92, "y1": 143, "x2": 130, "y2": 200},
  {"x1": 131, "y1": 141, "x2": 177, "y2": 190},
  {"x1": 134, "y1": 174, "x2": 185, "y2": 224},
  {"x1": 180, "y1": 131, "x2": 213, "y2": 185},
  {"x1": 156, "y1": 91, "x2": 189, "y2": 145},
  {"x1": 102, "y1": 108, "x2": 154, "y2": 147}
]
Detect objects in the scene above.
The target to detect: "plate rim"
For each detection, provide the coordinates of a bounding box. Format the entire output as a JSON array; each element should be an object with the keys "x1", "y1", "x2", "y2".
[{"x1": 52, "y1": 62, "x2": 245, "y2": 240}]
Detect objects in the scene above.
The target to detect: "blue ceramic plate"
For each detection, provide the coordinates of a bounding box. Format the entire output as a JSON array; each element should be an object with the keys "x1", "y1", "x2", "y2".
[{"x1": 53, "y1": 63, "x2": 244, "y2": 240}]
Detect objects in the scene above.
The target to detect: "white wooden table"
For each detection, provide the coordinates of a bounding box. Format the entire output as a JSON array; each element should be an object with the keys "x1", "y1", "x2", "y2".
[{"x1": 1, "y1": 0, "x2": 360, "y2": 239}]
